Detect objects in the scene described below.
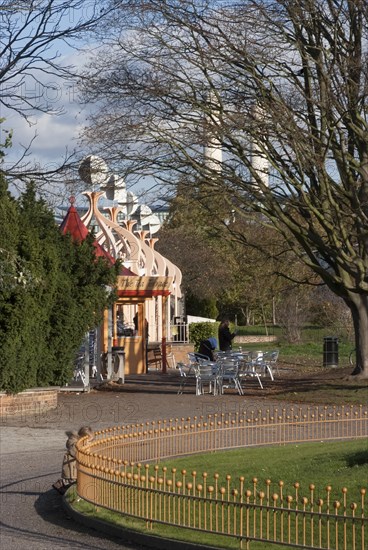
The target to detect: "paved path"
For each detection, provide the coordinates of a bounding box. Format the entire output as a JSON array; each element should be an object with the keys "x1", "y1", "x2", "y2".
[
  {"x1": 3, "y1": 368, "x2": 366, "y2": 549},
  {"x1": 1, "y1": 428, "x2": 144, "y2": 550},
  {"x1": 1, "y1": 373, "x2": 276, "y2": 550}
]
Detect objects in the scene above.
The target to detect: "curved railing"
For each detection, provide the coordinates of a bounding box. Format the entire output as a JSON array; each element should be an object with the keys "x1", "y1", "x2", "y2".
[{"x1": 76, "y1": 404, "x2": 368, "y2": 549}]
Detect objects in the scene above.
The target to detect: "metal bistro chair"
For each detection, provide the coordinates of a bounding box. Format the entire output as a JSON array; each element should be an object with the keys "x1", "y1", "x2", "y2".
[
  {"x1": 176, "y1": 362, "x2": 196, "y2": 395},
  {"x1": 188, "y1": 352, "x2": 211, "y2": 363},
  {"x1": 262, "y1": 349, "x2": 280, "y2": 377},
  {"x1": 252, "y1": 350, "x2": 275, "y2": 380},
  {"x1": 237, "y1": 352, "x2": 264, "y2": 390},
  {"x1": 215, "y1": 350, "x2": 233, "y2": 360},
  {"x1": 194, "y1": 360, "x2": 220, "y2": 396},
  {"x1": 187, "y1": 353, "x2": 220, "y2": 395},
  {"x1": 217, "y1": 358, "x2": 243, "y2": 395},
  {"x1": 73, "y1": 352, "x2": 87, "y2": 386}
]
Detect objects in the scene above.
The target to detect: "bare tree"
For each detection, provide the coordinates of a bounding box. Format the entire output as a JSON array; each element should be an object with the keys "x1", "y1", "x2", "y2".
[
  {"x1": 80, "y1": 0, "x2": 368, "y2": 377},
  {"x1": 0, "y1": 0, "x2": 111, "y2": 188}
]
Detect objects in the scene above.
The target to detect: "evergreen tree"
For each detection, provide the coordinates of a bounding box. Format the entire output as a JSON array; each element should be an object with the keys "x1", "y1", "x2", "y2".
[{"x1": 0, "y1": 182, "x2": 119, "y2": 393}]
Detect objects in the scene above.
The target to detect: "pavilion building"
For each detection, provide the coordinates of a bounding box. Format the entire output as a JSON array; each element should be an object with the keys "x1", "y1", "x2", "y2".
[{"x1": 60, "y1": 157, "x2": 183, "y2": 379}]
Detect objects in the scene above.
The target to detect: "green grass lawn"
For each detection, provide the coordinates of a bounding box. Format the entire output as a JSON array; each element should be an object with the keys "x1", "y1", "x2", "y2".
[
  {"x1": 159, "y1": 439, "x2": 368, "y2": 497},
  {"x1": 235, "y1": 325, "x2": 354, "y2": 367},
  {"x1": 233, "y1": 340, "x2": 367, "y2": 405},
  {"x1": 235, "y1": 340, "x2": 353, "y2": 367},
  {"x1": 69, "y1": 439, "x2": 367, "y2": 550}
]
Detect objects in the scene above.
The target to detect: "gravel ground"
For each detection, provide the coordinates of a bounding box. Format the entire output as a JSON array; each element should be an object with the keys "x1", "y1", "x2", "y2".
[
  {"x1": 1, "y1": 368, "x2": 365, "y2": 550},
  {"x1": 1, "y1": 372, "x2": 278, "y2": 550}
]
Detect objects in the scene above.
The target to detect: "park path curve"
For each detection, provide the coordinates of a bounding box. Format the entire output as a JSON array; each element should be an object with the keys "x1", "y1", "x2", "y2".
[{"x1": 2, "y1": 370, "x2": 365, "y2": 550}]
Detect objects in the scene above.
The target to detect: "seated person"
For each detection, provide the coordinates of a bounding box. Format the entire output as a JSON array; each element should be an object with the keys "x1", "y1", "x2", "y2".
[
  {"x1": 52, "y1": 426, "x2": 94, "y2": 495},
  {"x1": 197, "y1": 337, "x2": 218, "y2": 361}
]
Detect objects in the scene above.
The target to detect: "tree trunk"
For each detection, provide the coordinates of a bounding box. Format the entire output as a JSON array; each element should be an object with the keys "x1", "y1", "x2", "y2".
[
  {"x1": 240, "y1": 306, "x2": 251, "y2": 326},
  {"x1": 346, "y1": 294, "x2": 368, "y2": 378},
  {"x1": 261, "y1": 304, "x2": 268, "y2": 336}
]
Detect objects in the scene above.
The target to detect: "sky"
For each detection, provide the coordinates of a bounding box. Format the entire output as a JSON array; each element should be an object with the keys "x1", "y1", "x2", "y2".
[
  {"x1": 1, "y1": 3, "x2": 115, "y2": 203},
  {"x1": 2, "y1": 45, "x2": 158, "y2": 207},
  {"x1": 3, "y1": 48, "x2": 89, "y2": 176},
  {"x1": 1, "y1": 3, "x2": 171, "y2": 209}
]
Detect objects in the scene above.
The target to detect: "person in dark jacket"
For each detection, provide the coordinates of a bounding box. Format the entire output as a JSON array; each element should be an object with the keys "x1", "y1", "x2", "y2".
[
  {"x1": 218, "y1": 319, "x2": 236, "y2": 351},
  {"x1": 197, "y1": 337, "x2": 218, "y2": 361}
]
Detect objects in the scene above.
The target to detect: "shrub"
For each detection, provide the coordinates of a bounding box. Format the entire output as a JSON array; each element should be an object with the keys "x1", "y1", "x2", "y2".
[{"x1": 189, "y1": 322, "x2": 218, "y2": 350}]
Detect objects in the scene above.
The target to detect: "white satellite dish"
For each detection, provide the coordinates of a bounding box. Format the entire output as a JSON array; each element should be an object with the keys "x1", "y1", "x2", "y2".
[
  {"x1": 78, "y1": 155, "x2": 110, "y2": 187},
  {"x1": 101, "y1": 174, "x2": 128, "y2": 203},
  {"x1": 126, "y1": 191, "x2": 139, "y2": 217},
  {"x1": 139, "y1": 206, "x2": 161, "y2": 234}
]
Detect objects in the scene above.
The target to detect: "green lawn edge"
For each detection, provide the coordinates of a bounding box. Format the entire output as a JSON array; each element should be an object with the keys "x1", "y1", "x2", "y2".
[{"x1": 67, "y1": 439, "x2": 368, "y2": 550}]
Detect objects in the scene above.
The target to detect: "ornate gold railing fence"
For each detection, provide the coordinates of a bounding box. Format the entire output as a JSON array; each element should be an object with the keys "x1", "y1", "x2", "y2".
[{"x1": 76, "y1": 405, "x2": 367, "y2": 549}]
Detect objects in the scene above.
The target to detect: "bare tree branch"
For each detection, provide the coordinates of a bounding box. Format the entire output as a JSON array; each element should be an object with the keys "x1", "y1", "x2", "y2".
[
  {"x1": 0, "y1": 1, "x2": 113, "y2": 187},
  {"x1": 79, "y1": 0, "x2": 368, "y2": 375}
]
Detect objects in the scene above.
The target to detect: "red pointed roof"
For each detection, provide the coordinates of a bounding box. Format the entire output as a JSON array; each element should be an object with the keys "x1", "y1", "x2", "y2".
[
  {"x1": 60, "y1": 196, "x2": 115, "y2": 266},
  {"x1": 119, "y1": 265, "x2": 137, "y2": 276},
  {"x1": 92, "y1": 240, "x2": 116, "y2": 264},
  {"x1": 60, "y1": 202, "x2": 89, "y2": 241}
]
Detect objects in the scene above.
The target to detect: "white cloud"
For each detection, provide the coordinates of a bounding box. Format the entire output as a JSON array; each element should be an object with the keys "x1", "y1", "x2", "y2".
[{"x1": 2, "y1": 48, "x2": 91, "y2": 170}]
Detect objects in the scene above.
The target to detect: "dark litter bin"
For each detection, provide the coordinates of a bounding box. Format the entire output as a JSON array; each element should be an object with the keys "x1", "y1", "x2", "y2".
[
  {"x1": 112, "y1": 346, "x2": 125, "y2": 353},
  {"x1": 323, "y1": 336, "x2": 338, "y2": 367}
]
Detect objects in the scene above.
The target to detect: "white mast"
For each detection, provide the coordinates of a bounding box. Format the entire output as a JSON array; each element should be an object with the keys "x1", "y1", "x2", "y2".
[
  {"x1": 203, "y1": 91, "x2": 222, "y2": 176},
  {"x1": 250, "y1": 104, "x2": 269, "y2": 189}
]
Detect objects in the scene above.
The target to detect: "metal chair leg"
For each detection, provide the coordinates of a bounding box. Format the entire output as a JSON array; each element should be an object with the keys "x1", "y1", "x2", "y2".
[{"x1": 177, "y1": 377, "x2": 187, "y2": 395}]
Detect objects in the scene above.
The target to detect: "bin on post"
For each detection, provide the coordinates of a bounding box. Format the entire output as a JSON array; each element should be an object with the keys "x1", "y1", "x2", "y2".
[
  {"x1": 111, "y1": 346, "x2": 125, "y2": 384},
  {"x1": 323, "y1": 336, "x2": 338, "y2": 367}
]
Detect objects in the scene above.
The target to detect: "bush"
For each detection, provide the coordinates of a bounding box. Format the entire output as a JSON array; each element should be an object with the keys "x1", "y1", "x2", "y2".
[{"x1": 189, "y1": 322, "x2": 218, "y2": 350}]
